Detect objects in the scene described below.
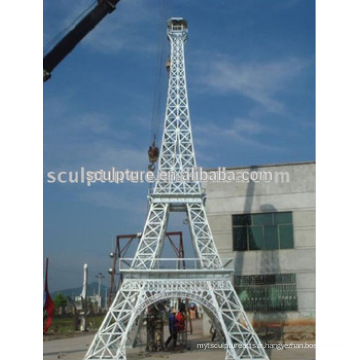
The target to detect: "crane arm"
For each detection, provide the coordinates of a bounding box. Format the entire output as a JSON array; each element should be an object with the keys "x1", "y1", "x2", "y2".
[{"x1": 43, "y1": 0, "x2": 121, "y2": 81}]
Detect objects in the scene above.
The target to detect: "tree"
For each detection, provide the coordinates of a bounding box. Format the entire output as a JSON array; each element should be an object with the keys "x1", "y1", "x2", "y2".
[{"x1": 54, "y1": 292, "x2": 67, "y2": 315}]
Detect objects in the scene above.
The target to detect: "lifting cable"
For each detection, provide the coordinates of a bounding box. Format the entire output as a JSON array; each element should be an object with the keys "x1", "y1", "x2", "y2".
[
  {"x1": 148, "y1": 0, "x2": 173, "y2": 176},
  {"x1": 150, "y1": 0, "x2": 173, "y2": 144}
]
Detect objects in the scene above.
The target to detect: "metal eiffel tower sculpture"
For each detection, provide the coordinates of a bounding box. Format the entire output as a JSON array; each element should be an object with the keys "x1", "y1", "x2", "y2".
[{"x1": 84, "y1": 18, "x2": 268, "y2": 360}]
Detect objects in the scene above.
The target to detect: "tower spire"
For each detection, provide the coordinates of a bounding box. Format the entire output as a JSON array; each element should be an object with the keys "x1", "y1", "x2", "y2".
[
  {"x1": 131, "y1": 17, "x2": 222, "y2": 270},
  {"x1": 154, "y1": 18, "x2": 200, "y2": 195}
]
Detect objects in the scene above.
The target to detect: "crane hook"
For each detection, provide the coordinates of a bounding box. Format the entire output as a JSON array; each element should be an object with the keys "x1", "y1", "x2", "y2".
[{"x1": 148, "y1": 141, "x2": 159, "y2": 172}]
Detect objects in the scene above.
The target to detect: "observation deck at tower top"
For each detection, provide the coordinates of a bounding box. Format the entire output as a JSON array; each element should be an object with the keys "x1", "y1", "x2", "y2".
[{"x1": 167, "y1": 17, "x2": 188, "y2": 32}]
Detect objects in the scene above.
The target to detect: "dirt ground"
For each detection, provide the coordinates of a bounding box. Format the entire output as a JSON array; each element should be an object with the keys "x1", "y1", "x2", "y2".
[{"x1": 43, "y1": 319, "x2": 315, "y2": 360}]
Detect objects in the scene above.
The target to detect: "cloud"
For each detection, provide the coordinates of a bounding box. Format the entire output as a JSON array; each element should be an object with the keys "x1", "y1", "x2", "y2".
[
  {"x1": 196, "y1": 55, "x2": 310, "y2": 114},
  {"x1": 224, "y1": 118, "x2": 269, "y2": 136},
  {"x1": 70, "y1": 112, "x2": 133, "y2": 141},
  {"x1": 78, "y1": 188, "x2": 147, "y2": 214},
  {"x1": 81, "y1": 0, "x2": 163, "y2": 54},
  {"x1": 44, "y1": 0, "x2": 162, "y2": 55},
  {"x1": 43, "y1": 94, "x2": 151, "y2": 172},
  {"x1": 44, "y1": 0, "x2": 100, "y2": 50},
  {"x1": 44, "y1": 114, "x2": 149, "y2": 172},
  {"x1": 193, "y1": 117, "x2": 280, "y2": 156},
  {"x1": 44, "y1": 140, "x2": 149, "y2": 173}
]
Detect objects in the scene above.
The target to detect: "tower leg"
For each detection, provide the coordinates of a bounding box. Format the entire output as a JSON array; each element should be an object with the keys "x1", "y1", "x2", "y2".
[
  {"x1": 210, "y1": 281, "x2": 268, "y2": 359},
  {"x1": 131, "y1": 202, "x2": 169, "y2": 269},
  {"x1": 84, "y1": 279, "x2": 268, "y2": 360},
  {"x1": 187, "y1": 202, "x2": 223, "y2": 269},
  {"x1": 84, "y1": 280, "x2": 146, "y2": 360}
]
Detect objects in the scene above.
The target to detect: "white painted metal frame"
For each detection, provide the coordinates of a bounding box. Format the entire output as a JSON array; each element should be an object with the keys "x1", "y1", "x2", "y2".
[
  {"x1": 154, "y1": 19, "x2": 201, "y2": 196},
  {"x1": 131, "y1": 202, "x2": 169, "y2": 269},
  {"x1": 187, "y1": 202, "x2": 223, "y2": 269},
  {"x1": 84, "y1": 279, "x2": 268, "y2": 360},
  {"x1": 84, "y1": 18, "x2": 268, "y2": 360}
]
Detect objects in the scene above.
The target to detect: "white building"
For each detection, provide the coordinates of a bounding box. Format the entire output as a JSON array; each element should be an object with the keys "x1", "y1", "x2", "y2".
[{"x1": 203, "y1": 161, "x2": 315, "y2": 324}]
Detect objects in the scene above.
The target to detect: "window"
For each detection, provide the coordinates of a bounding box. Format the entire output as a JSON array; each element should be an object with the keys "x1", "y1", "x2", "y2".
[
  {"x1": 232, "y1": 212, "x2": 294, "y2": 251},
  {"x1": 235, "y1": 274, "x2": 298, "y2": 312},
  {"x1": 172, "y1": 24, "x2": 183, "y2": 31}
]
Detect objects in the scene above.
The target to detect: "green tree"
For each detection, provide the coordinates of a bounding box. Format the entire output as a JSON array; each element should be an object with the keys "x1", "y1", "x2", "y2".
[{"x1": 54, "y1": 292, "x2": 67, "y2": 315}]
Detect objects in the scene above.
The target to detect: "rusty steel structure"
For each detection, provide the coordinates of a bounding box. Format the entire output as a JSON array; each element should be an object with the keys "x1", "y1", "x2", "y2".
[{"x1": 107, "y1": 231, "x2": 186, "y2": 307}]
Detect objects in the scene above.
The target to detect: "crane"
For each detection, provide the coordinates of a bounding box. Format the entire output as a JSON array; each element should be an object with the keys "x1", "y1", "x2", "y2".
[{"x1": 43, "y1": 0, "x2": 121, "y2": 82}]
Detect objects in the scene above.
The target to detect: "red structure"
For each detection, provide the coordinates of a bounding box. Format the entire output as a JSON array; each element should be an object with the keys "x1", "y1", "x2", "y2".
[
  {"x1": 43, "y1": 258, "x2": 54, "y2": 334},
  {"x1": 108, "y1": 231, "x2": 185, "y2": 307}
]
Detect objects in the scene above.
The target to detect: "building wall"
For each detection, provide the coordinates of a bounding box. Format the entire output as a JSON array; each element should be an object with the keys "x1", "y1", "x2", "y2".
[{"x1": 202, "y1": 162, "x2": 315, "y2": 321}]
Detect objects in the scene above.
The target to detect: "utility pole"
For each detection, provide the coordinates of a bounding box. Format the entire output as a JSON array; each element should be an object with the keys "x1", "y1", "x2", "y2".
[
  {"x1": 80, "y1": 264, "x2": 88, "y2": 332},
  {"x1": 96, "y1": 272, "x2": 105, "y2": 311},
  {"x1": 96, "y1": 272, "x2": 105, "y2": 296}
]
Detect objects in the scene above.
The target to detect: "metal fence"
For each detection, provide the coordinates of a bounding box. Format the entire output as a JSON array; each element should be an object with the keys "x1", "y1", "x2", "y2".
[{"x1": 235, "y1": 274, "x2": 298, "y2": 312}]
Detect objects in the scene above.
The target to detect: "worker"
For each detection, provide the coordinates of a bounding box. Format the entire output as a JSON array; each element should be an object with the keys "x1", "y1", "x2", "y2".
[
  {"x1": 176, "y1": 310, "x2": 185, "y2": 333},
  {"x1": 148, "y1": 144, "x2": 159, "y2": 163},
  {"x1": 175, "y1": 309, "x2": 186, "y2": 347},
  {"x1": 148, "y1": 142, "x2": 159, "y2": 172},
  {"x1": 165, "y1": 308, "x2": 178, "y2": 349}
]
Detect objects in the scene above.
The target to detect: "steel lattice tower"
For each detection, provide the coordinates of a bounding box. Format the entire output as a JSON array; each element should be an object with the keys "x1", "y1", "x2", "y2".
[{"x1": 84, "y1": 18, "x2": 269, "y2": 360}]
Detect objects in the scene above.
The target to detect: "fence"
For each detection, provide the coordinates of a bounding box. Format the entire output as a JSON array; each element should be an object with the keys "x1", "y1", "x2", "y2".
[{"x1": 235, "y1": 274, "x2": 298, "y2": 312}]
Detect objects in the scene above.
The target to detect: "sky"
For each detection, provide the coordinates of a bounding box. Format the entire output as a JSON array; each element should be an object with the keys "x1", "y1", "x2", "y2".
[{"x1": 43, "y1": 0, "x2": 315, "y2": 292}]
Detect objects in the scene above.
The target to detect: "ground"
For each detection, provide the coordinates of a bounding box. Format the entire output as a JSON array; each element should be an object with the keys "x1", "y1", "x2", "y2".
[{"x1": 43, "y1": 319, "x2": 315, "y2": 360}]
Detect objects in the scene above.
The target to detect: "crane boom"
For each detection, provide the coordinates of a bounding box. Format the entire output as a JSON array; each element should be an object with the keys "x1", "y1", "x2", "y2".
[{"x1": 43, "y1": 0, "x2": 121, "y2": 82}]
